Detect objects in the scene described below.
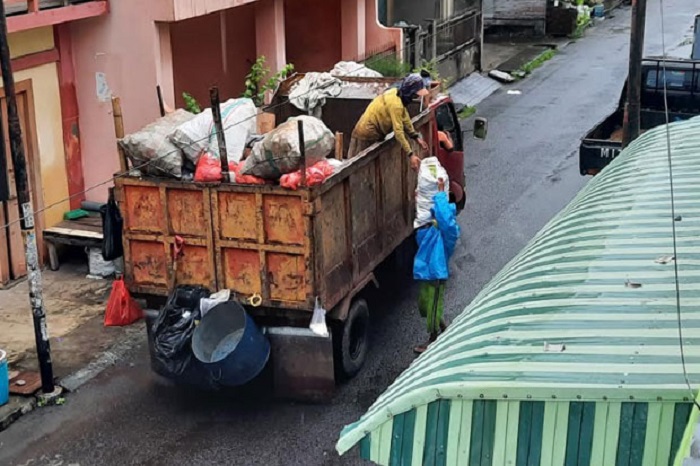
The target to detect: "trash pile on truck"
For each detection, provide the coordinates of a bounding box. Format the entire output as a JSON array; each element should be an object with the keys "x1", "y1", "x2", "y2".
[{"x1": 118, "y1": 97, "x2": 343, "y2": 190}]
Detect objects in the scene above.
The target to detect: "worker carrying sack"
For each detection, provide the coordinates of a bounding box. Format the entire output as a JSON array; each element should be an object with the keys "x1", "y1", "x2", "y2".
[
  {"x1": 101, "y1": 188, "x2": 124, "y2": 261},
  {"x1": 241, "y1": 115, "x2": 335, "y2": 179}
]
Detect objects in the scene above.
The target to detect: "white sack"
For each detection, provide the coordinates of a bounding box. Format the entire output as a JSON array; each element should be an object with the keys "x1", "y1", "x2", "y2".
[
  {"x1": 414, "y1": 157, "x2": 449, "y2": 229},
  {"x1": 169, "y1": 98, "x2": 257, "y2": 165}
]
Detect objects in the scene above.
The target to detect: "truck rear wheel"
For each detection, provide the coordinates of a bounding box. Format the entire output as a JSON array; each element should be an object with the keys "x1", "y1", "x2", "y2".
[{"x1": 336, "y1": 299, "x2": 370, "y2": 380}]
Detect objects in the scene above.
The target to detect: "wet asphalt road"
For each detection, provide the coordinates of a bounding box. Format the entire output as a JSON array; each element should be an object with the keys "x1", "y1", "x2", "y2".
[{"x1": 2, "y1": 2, "x2": 699, "y2": 464}]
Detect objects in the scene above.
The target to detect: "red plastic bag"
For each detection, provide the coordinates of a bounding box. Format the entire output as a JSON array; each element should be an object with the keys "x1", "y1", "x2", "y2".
[
  {"x1": 280, "y1": 160, "x2": 335, "y2": 190},
  {"x1": 195, "y1": 155, "x2": 267, "y2": 185},
  {"x1": 104, "y1": 278, "x2": 143, "y2": 327},
  {"x1": 194, "y1": 153, "x2": 222, "y2": 182},
  {"x1": 231, "y1": 162, "x2": 266, "y2": 185}
]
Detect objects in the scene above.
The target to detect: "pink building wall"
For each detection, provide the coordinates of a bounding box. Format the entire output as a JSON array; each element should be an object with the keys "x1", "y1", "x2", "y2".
[
  {"x1": 69, "y1": 0, "x2": 176, "y2": 202},
  {"x1": 68, "y1": 0, "x2": 402, "y2": 202},
  {"x1": 284, "y1": 0, "x2": 341, "y2": 72},
  {"x1": 365, "y1": 0, "x2": 402, "y2": 55},
  {"x1": 171, "y1": 5, "x2": 257, "y2": 107}
]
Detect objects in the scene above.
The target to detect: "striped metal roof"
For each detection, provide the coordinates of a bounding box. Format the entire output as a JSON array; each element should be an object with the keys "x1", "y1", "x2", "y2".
[{"x1": 337, "y1": 116, "x2": 700, "y2": 464}]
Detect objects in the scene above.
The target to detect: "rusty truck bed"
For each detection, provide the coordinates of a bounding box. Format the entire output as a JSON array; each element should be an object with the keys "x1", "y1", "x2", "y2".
[{"x1": 115, "y1": 113, "x2": 427, "y2": 318}]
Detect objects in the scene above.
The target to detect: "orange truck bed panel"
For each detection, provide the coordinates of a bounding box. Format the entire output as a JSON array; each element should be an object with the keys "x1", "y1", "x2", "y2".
[{"x1": 115, "y1": 113, "x2": 427, "y2": 313}]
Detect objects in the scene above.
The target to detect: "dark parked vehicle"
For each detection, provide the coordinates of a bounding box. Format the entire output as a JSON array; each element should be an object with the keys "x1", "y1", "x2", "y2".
[{"x1": 579, "y1": 57, "x2": 700, "y2": 176}]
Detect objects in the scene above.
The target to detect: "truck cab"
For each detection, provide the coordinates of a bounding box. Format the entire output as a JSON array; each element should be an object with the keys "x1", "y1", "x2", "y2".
[{"x1": 579, "y1": 58, "x2": 700, "y2": 176}]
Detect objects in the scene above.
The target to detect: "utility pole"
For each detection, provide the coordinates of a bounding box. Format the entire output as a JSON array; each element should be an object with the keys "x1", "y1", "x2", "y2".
[
  {"x1": 0, "y1": 1, "x2": 57, "y2": 396},
  {"x1": 621, "y1": 0, "x2": 647, "y2": 148}
]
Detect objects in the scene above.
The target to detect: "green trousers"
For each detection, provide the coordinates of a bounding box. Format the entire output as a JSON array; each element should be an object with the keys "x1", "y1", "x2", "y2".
[{"x1": 418, "y1": 281, "x2": 445, "y2": 334}]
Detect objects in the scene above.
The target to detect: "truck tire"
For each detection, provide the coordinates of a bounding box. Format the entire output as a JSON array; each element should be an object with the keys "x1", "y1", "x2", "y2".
[{"x1": 336, "y1": 299, "x2": 370, "y2": 380}]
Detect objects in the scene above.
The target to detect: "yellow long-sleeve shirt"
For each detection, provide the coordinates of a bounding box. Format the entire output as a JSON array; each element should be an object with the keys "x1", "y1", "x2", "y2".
[{"x1": 352, "y1": 88, "x2": 420, "y2": 154}]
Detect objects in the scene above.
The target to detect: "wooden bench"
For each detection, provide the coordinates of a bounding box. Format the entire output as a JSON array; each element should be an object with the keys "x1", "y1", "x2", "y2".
[{"x1": 43, "y1": 216, "x2": 103, "y2": 271}]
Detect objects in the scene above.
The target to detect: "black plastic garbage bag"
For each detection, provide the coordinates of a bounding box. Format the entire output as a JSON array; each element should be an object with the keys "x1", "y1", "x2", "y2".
[
  {"x1": 152, "y1": 285, "x2": 210, "y2": 376},
  {"x1": 100, "y1": 188, "x2": 124, "y2": 261}
]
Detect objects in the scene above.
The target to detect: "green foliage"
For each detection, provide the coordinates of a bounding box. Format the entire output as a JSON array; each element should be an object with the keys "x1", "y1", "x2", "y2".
[
  {"x1": 517, "y1": 49, "x2": 556, "y2": 76},
  {"x1": 458, "y1": 106, "x2": 477, "y2": 119},
  {"x1": 182, "y1": 92, "x2": 202, "y2": 114},
  {"x1": 414, "y1": 59, "x2": 440, "y2": 81},
  {"x1": 242, "y1": 56, "x2": 294, "y2": 107},
  {"x1": 365, "y1": 54, "x2": 411, "y2": 77}
]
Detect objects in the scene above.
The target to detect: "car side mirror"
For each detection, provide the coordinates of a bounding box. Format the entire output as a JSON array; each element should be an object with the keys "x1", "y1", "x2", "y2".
[{"x1": 473, "y1": 117, "x2": 488, "y2": 140}]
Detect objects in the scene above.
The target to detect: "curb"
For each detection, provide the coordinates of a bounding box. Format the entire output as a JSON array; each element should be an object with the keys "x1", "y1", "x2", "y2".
[
  {"x1": 0, "y1": 323, "x2": 144, "y2": 433},
  {"x1": 60, "y1": 324, "x2": 144, "y2": 392},
  {"x1": 0, "y1": 397, "x2": 36, "y2": 433}
]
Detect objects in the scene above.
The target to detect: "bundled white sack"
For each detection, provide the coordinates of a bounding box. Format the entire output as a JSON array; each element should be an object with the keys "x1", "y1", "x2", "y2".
[
  {"x1": 414, "y1": 157, "x2": 449, "y2": 229},
  {"x1": 241, "y1": 115, "x2": 335, "y2": 179},
  {"x1": 330, "y1": 61, "x2": 383, "y2": 78},
  {"x1": 119, "y1": 109, "x2": 195, "y2": 179},
  {"x1": 169, "y1": 98, "x2": 257, "y2": 165},
  {"x1": 289, "y1": 72, "x2": 342, "y2": 113}
]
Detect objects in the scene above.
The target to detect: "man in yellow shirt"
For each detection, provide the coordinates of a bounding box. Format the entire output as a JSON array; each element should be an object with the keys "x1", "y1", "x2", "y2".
[{"x1": 348, "y1": 74, "x2": 429, "y2": 169}]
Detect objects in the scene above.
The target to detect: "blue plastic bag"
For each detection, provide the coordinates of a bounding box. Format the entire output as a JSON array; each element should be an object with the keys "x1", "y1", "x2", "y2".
[{"x1": 413, "y1": 192, "x2": 460, "y2": 281}]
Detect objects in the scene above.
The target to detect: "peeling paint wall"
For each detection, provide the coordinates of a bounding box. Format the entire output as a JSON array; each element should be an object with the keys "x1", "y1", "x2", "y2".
[{"x1": 3, "y1": 28, "x2": 70, "y2": 228}]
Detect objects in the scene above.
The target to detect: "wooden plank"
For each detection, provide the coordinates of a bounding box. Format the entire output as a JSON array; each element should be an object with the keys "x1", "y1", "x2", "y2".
[
  {"x1": 0, "y1": 204, "x2": 10, "y2": 285},
  {"x1": 112, "y1": 96, "x2": 128, "y2": 172},
  {"x1": 43, "y1": 226, "x2": 103, "y2": 239},
  {"x1": 17, "y1": 82, "x2": 45, "y2": 267},
  {"x1": 6, "y1": 199, "x2": 25, "y2": 277},
  {"x1": 335, "y1": 131, "x2": 344, "y2": 160}
]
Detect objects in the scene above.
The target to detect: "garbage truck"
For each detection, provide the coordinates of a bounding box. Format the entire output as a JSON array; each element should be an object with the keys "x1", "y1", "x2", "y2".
[{"x1": 113, "y1": 75, "x2": 486, "y2": 401}]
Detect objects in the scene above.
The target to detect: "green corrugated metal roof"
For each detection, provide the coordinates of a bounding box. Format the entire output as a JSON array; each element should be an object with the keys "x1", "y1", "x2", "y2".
[{"x1": 337, "y1": 116, "x2": 700, "y2": 464}]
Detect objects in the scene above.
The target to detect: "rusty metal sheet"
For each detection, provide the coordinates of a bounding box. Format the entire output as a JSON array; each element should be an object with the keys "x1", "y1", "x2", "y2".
[
  {"x1": 380, "y1": 146, "x2": 407, "y2": 249},
  {"x1": 316, "y1": 183, "x2": 352, "y2": 309},
  {"x1": 166, "y1": 188, "x2": 207, "y2": 237},
  {"x1": 217, "y1": 191, "x2": 258, "y2": 241},
  {"x1": 122, "y1": 184, "x2": 163, "y2": 233},
  {"x1": 263, "y1": 195, "x2": 305, "y2": 246},
  {"x1": 349, "y1": 161, "x2": 381, "y2": 279},
  {"x1": 129, "y1": 240, "x2": 168, "y2": 287},
  {"x1": 174, "y1": 242, "x2": 214, "y2": 288},
  {"x1": 221, "y1": 247, "x2": 262, "y2": 295},
  {"x1": 267, "y1": 253, "x2": 305, "y2": 302}
]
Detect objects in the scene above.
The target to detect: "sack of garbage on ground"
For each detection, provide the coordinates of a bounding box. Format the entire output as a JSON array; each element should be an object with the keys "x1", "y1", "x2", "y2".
[
  {"x1": 169, "y1": 98, "x2": 257, "y2": 166},
  {"x1": 241, "y1": 115, "x2": 335, "y2": 179},
  {"x1": 119, "y1": 109, "x2": 194, "y2": 178},
  {"x1": 414, "y1": 157, "x2": 449, "y2": 229}
]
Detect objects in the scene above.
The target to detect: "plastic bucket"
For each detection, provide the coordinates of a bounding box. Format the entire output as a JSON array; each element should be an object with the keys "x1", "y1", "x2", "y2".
[
  {"x1": 0, "y1": 350, "x2": 9, "y2": 406},
  {"x1": 192, "y1": 301, "x2": 270, "y2": 387}
]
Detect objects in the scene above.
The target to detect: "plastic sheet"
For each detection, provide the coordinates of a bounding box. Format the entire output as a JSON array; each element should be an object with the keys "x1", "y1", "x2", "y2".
[{"x1": 152, "y1": 286, "x2": 210, "y2": 376}]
